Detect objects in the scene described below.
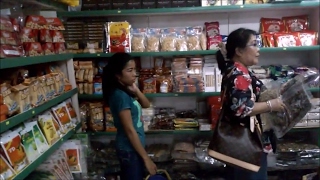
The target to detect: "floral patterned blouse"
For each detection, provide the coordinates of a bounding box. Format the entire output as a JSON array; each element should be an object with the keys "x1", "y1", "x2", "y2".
[{"x1": 221, "y1": 61, "x2": 277, "y2": 153}]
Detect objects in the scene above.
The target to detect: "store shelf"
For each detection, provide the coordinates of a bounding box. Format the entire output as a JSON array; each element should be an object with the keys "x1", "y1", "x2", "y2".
[
  {"x1": 73, "y1": 46, "x2": 320, "y2": 58},
  {"x1": 84, "y1": 127, "x2": 319, "y2": 136},
  {"x1": 14, "y1": 123, "x2": 81, "y2": 180},
  {"x1": 57, "y1": 2, "x2": 319, "y2": 17},
  {"x1": 268, "y1": 164, "x2": 319, "y2": 172},
  {"x1": 0, "y1": 53, "x2": 73, "y2": 69},
  {"x1": 0, "y1": 88, "x2": 78, "y2": 134},
  {"x1": 309, "y1": 88, "x2": 320, "y2": 93},
  {"x1": 0, "y1": 0, "x2": 68, "y2": 11}
]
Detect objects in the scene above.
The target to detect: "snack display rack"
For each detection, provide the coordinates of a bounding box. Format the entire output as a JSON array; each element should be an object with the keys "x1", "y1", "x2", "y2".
[{"x1": 0, "y1": 0, "x2": 320, "y2": 179}]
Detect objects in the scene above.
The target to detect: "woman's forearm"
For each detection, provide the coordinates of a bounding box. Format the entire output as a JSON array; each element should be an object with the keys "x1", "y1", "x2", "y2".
[
  {"x1": 136, "y1": 90, "x2": 150, "y2": 108},
  {"x1": 249, "y1": 102, "x2": 270, "y2": 116},
  {"x1": 125, "y1": 128, "x2": 149, "y2": 161}
]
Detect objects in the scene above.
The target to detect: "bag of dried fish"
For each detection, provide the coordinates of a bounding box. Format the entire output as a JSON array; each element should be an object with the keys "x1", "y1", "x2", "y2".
[{"x1": 259, "y1": 75, "x2": 313, "y2": 138}]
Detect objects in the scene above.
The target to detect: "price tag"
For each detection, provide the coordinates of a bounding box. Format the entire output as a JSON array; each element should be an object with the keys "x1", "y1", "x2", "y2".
[
  {"x1": 240, "y1": 5, "x2": 244, "y2": 8},
  {"x1": 32, "y1": 110, "x2": 35, "y2": 114},
  {"x1": 118, "y1": 10, "x2": 121, "y2": 13},
  {"x1": 61, "y1": 138, "x2": 63, "y2": 142},
  {"x1": 283, "y1": 48, "x2": 287, "y2": 51},
  {"x1": 6, "y1": 121, "x2": 9, "y2": 125},
  {"x1": 97, "y1": 54, "x2": 100, "y2": 56},
  {"x1": 174, "y1": 94, "x2": 178, "y2": 97}
]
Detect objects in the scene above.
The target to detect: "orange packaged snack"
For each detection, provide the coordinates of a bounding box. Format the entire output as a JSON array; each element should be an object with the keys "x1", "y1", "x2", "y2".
[
  {"x1": 46, "y1": 18, "x2": 65, "y2": 31},
  {"x1": 273, "y1": 32, "x2": 301, "y2": 47},
  {"x1": 21, "y1": 28, "x2": 38, "y2": 42},
  {"x1": 52, "y1": 102, "x2": 73, "y2": 131},
  {"x1": 51, "y1": 30, "x2": 65, "y2": 43},
  {"x1": 298, "y1": 31, "x2": 318, "y2": 46},
  {"x1": 107, "y1": 21, "x2": 131, "y2": 53},
  {"x1": 42, "y1": 43, "x2": 55, "y2": 55},
  {"x1": 0, "y1": 31, "x2": 20, "y2": 45},
  {"x1": 39, "y1": 29, "x2": 52, "y2": 43},
  {"x1": 0, "y1": 131, "x2": 29, "y2": 173},
  {"x1": 260, "y1": 18, "x2": 285, "y2": 33},
  {"x1": 65, "y1": 99, "x2": 77, "y2": 123},
  {"x1": 0, "y1": 16, "x2": 14, "y2": 32},
  {"x1": 63, "y1": 142, "x2": 82, "y2": 173},
  {"x1": 54, "y1": 42, "x2": 66, "y2": 54},
  {"x1": 0, "y1": 155, "x2": 16, "y2": 180},
  {"x1": 24, "y1": 42, "x2": 43, "y2": 56},
  {"x1": 25, "y1": 15, "x2": 48, "y2": 29},
  {"x1": 282, "y1": 15, "x2": 309, "y2": 32}
]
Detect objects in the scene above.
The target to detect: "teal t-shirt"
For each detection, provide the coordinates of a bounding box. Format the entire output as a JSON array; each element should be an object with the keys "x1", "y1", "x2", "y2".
[{"x1": 108, "y1": 89, "x2": 145, "y2": 151}]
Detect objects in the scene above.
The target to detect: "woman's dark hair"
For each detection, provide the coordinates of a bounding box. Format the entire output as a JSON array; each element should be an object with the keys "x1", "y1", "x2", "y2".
[
  {"x1": 102, "y1": 52, "x2": 135, "y2": 105},
  {"x1": 216, "y1": 28, "x2": 257, "y2": 74}
]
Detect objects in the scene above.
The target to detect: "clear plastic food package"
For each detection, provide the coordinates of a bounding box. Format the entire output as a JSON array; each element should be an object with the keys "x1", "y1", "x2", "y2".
[{"x1": 259, "y1": 75, "x2": 313, "y2": 138}]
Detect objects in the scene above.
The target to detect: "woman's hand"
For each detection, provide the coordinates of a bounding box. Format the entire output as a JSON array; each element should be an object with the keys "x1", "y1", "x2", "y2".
[
  {"x1": 144, "y1": 157, "x2": 157, "y2": 176},
  {"x1": 269, "y1": 98, "x2": 287, "y2": 112},
  {"x1": 127, "y1": 83, "x2": 139, "y2": 95}
]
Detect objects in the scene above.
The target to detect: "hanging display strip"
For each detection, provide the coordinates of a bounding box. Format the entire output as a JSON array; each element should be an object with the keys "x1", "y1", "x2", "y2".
[
  {"x1": 13, "y1": 123, "x2": 81, "y2": 180},
  {"x1": 0, "y1": 88, "x2": 78, "y2": 134},
  {"x1": 57, "y1": 1, "x2": 319, "y2": 17}
]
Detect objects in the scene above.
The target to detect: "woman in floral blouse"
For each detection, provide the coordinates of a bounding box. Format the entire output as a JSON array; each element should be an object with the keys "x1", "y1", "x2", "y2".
[{"x1": 215, "y1": 28, "x2": 286, "y2": 180}]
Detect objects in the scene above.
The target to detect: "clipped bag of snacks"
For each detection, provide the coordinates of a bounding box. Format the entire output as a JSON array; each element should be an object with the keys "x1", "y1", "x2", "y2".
[
  {"x1": 160, "y1": 28, "x2": 177, "y2": 52},
  {"x1": 107, "y1": 21, "x2": 131, "y2": 53},
  {"x1": 131, "y1": 28, "x2": 146, "y2": 52},
  {"x1": 146, "y1": 28, "x2": 161, "y2": 52},
  {"x1": 259, "y1": 75, "x2": 314, "y2": 138}
]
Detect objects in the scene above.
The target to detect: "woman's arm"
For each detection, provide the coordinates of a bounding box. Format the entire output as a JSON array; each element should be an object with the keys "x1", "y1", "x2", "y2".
[
  {"x1": 119, "y1": 109, "x2": 149, "y2": 160},
  {"x1": 135, "y1": 89, "x2": 150, "y2": 108},
  {"x1": 249, "y1": 102, "x2": 270, "y2": 116}
]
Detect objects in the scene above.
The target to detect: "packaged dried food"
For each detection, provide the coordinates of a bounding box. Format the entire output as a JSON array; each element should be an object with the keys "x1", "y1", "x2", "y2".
[
  {"x1": 274, "y1": 32, "x2": 301, "y2": 47},
  {"x1": 298, "y1": 31, "x2": 318, "y2": 46},
  {"x1": 282, "y1": 15, "x2": 309, "y2": 32},
  {"x1": 261, "y1": 33, "x2": 275, "y2": 47},
  {"x1": 0, "y1": 131, "x2": 29, "y2": 173},
  {"x1": 62, "y1": 140, "x2": 83, "y2": 173},
  {"x1": 160, "y1": 28, "x2": 177, "y2": 52},
  {"x1": 207, "y1": 35, "x2": 222, "y2": 50},
  {"x1": 154, "y1": 58, "x2": 164, "y2": 75},
  {"x1": 146, "y1": 28, "x2": 161, "y2": 52},
  {"x1": 52, "y1": 102, "x2": 74, "y2": 131},
  {"x1": 107, "y1": 21, "x2": 131, "y2": 53},
  {"x1": 38, "y1": 114, "x2": 60, "y2": 145},
  {"x1": 205, "y1": 21, "x2": 220, "y2": 37},
  {"x1": 45, "y1": 74, "x2": 55, "y2": 100},
  {"x1": 0, "y1": 30, "x2": 20, "y2": 45},
  {"x1": 83, "y1": 41, "x2": 103, "y2": 53},
  {"x1": 186, "y1": 26, "x2": 202, "y2": 51},
  {"x1": 25, "y1": 15, "x2": 48, "y2": 29},
  {"x1": 259, "y1": 75, "x2": 313, "y2": 138},
  {"x1": 171, "y1": 58, "x2": 187, "y2": 73},
  {"x1": 0, "y1": 155, "x2": 16, "y2": 180},
  {"x1": 89, "y1": 103, "x2": 104, "y2": 132},
  {"x1": 141, "y1": 77, "x2": 157, "y2": 93},
  {"x1": 42, "y1": 43, "x2": 55, "y2": 55},
  {"x1": 11, "y1": 84, "x2": 30, "y2": 113},
  {"x1": 21, "y1": 28, "x2": 38, "y2": 42},
  {"x1": 54, "y1": 43, "x2": 67, "y2": 54},
  {"x1": 200, "y1": 32, "x2": 207, "y2": 50},
  {"x1": 0, "y1": 83, "x2": 19, "y2": 116},
  {"x1": 19, "y1": 126, "x2": 40, "y2": 163},
  {"x1": 131, "y1": 28, "x2": 146, "y2": 52},
  {"x1": 146, "y1": 144, "x2": 171, "y2": 162},
  {"x1": 39, "y1": 29, "x2": 52, "y2": 43},
  {"x1": 65, "y1": 99, "x2": 78, "y2": 124},
  {"x1": 0, "y1": 16, "x2": 14, "y2": 32},
  {"x1": 51, "y1": 30, "x2": 65, "y2": 43},
  {"x1": 23, "y1": 78, "x2": 44, "y2": 107},
  {"x1": 260, "y1": 18, "x2": 285, "y2": 33},
  {"x1": 24, "y1": 42, "x2": 43, "y2": 56},
  {"x1": 175, "y1": 28, "x2": 188, "y2": 51},
  {"x1": 0, "y1": 45, "x2": 24, "y2": 58},
  {"x1": 46, "y1": 17, "x2": 65, "y2": 30},
  {"x1": 10, "y1": 17, "x2": 21, "y2": 32}
]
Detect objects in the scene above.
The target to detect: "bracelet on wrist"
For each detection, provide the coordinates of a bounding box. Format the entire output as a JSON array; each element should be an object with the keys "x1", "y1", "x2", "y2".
[{"x1": 266, "y1": 100, "x2": 273, "y2": 112}]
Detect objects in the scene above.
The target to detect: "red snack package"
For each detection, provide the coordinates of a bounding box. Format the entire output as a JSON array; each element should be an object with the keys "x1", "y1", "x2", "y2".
[
  {"x1": 20, "y1": 28, "x2": 38, "y2": 42},
  {"x1": 298, "y1": 31, "x2": 318, "y2": 46},
  {"x1": 54, "y1": 43, "x2": 66, "y2": 54},
  {"x1": 205, "y1": 21, "x2": 220, "y2": 37},
  {"x1": 261, "y1": 33, "x2": 275, "y2": 47},
  {"x1": 0, "y1": 31, "x2": 20, "y2": 45},
  {"x1": 40, "y1": 29, "x2": 52, "y2": 43},
  {"x1": 24, "y1": 42, "x2": 44, "y2": 56},
  {"x1": 273, "y1": 32, "x2": 301, "y2": 47},
  {"x1": 0, "y1": 45, "x2": 24, "y2": 58},
  {"x1": 260, "y1": 18, "x2": 285, "y2": 33},
  {"x1": 10, "y1": 18, "x2": 20, "y2": 32},
  {"x1": 0, "y1": 16, "x2": 14, "y2": 32},
  {"x1": 25, "y1": 15, "x2": 48, "y2": 29},
  {"x1": 207, "y1": 35, "x2": 222, "y2": 50},
  {"x1": 51, "y1": 31, "x2": 65, "y2": 43},
  {"x1": 282, "y1": 15, "x2": 309, "y2": 32},
  {"x1": 42, "y1": 43, "x2": 55, "y2": 55},
  {"x1": 46, "y1": 18, "x2": 65, "y2": 31}
]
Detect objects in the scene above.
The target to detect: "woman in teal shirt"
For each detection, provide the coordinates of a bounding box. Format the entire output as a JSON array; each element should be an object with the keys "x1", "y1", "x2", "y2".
[{"x1": 102, "y1": 53, "x2": 157, "y2": 179}]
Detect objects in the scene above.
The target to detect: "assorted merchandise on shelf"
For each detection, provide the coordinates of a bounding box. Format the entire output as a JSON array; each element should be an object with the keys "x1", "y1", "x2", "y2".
[
  {"x1": 0, "y1": 99, "x2": 79, "y2": 180},
  {"x1": 26, "y1": 139, "x2": 87, "y2": 180},
  {"x1": 0, "y1": 15, "x2": 66, "y2": 58},
  {"x1": 0, "y1": 64, "x2": 72, "y2": 122},
  {"x1": 63, "y1": 14, "x2": 318, "y2": 54}
]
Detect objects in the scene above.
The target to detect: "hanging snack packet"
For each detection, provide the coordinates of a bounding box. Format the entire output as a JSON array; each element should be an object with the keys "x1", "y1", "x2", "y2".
[
  {"x1": 146, "y1": 28, "x2": 161, "y2": 52},
  {"x1": 186, "y1": 26, "x2": 202, "y2": 51},
  {"x1": 0, "y1": 131, "x2": 29, "y2": 173},
  {"x1": 131, "y1": 28, "x2": 146, "y2": 52},
  {"x1": 160, "y1": 28, "x2": 177, "y2": 52},
  {"x1": 38, "y1": 114, "x2": 59, "y2": 145},
  {"x1": 19, "y1": 125, "x2": 40, "y2": 163}
]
